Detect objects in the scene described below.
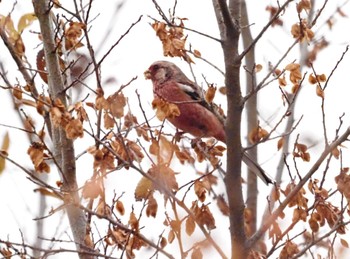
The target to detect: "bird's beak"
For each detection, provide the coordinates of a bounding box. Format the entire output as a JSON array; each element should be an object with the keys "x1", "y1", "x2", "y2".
[{"x1": 144, "y1": 69, "x2": 151, "y2": 80}]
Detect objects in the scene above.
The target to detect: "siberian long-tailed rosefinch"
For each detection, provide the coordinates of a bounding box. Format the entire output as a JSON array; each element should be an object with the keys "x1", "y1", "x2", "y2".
[{"x1": 145, "y1": 60, "x2": 273, "y2": 185}]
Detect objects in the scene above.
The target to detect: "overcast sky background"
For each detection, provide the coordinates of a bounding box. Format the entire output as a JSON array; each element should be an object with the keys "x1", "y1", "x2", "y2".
[{"x1": 1, "y1": 0, "x2": 350, "y2": 258}]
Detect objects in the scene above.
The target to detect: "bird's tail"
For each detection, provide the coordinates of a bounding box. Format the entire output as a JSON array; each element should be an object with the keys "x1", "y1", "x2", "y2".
[{"x1": 242, "y1": 153, "x2": 274, "y2": 185}]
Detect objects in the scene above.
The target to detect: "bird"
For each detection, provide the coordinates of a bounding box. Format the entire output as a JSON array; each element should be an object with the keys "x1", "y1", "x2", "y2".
[{"x1": 144, "y1": 60, "x2": 273, "y2": 185}]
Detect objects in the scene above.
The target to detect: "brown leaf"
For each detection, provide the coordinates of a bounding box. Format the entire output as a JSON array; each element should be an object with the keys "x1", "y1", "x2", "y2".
[
  {"x1": 107, "y1": 91, "x2": 126, "y2": 118},
  {"x1": 191, "y1": 248, "x2": 203, "y2": 259},
  {"x1": 193, "y1": 49, "x2": 201, "y2": 58},
  {"x1": 255, "y1": 64, "x2": 263, "y2": 72},
  {"x1": 146, "y1": 195, "x2": 158, "y2": 218},
  {"x1": 194, "y1": 180, "x2": 207, "y2": 202},
  {"x1": 65, "y1": 118, "x2": 84, "y2": 139},
  {"x1": 134, "y1": 176, "x2": 153, "y2": 201},
  {"x1": 0, "y1": 132, "x2": 10, "y2": 174},
  {"x1": 205, "y1": 85, "x2": 216, "y2": 103},
  {"x1": 27, "y1": 142, "x2": 50, "y2": 173},
  {"x1": 168, "y1": 230, "x2": 175, "y2": 244},
  {"x1": 115, "y1": 200, "x2": 125, "y2": 215},
  {"x1": 129, "y1": 212, "x2": 139, "y2": 231},
  {"x1": 185, "y1": 216, "x2": 196, "y2": 236},
  {"x1": 17, "y1": 13, "x2": 37, "y2": 34},
  {"x1": 82, "y1": 179, "x2": 102, "y2": 199},
  {"x1": 277, "y1": 137, "x2": 284, "y2": 151},
  {"x1": 340, "y1": 238, "x2": 349, "y2": 248},
  {"x1": 248, "y1": 126, "x2": 269, "y2": 144},
  {"x1": 316, "y1": 85, "x2": 324, "y2": 98}
]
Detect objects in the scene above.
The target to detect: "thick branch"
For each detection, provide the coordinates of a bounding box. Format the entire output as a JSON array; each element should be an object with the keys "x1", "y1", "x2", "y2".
[
  {"x1": 32, "y1": 1, "x2": 91, "y2": 257},
  {"x1": 213, "y1": 0, "x2": 246, "y2": 258}
]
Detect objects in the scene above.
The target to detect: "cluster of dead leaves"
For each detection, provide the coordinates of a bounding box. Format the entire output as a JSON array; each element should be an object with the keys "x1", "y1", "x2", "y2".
[
  {"x1": 50, "y1": 99, "x2": 85, "y2": 139},
  {"x1": 293, "y1": 142, "x2": 311, "y2": 162},
  {"x1": 152, "y1": 19, "x2": 198, "y2": 63},
  {"x1": 248, "y1": 125, "x2": 269, "y2": 144},
  {"x1": 152, "y1": 97, "x2": 180, "y2": 121},
  {"x1": 105, "y1": 225, "x2": 146, "y2": 257},
  {"x1": 36, "y1": 21, "x2": 86, "y2": 83},
  {"x1": 265, "y1": 6, "x2": 283, "y2": 27},
  {"x1": 92, "y1": 89, "x2": 127, "y2": 129},
  {"x1": 192, "y1": 139, "x2": 226, "y2": 167},
  {"x1": 279, "y1": 240, "x2": 299, "y2": 259},
  {"x1": 278, "y1": 63, "x2": 302, "y2": 94},
  {"x1": 308, "y1": 73, "x2": 327, "y2": 99},
  {"x1": 291, "y1": 19, "x2": 314, "y2": 43}
]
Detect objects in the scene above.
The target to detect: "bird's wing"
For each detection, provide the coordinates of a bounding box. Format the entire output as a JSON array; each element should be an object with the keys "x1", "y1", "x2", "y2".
[{"x1": 176, "y1": 80, "x2": 226, "y2": 125}]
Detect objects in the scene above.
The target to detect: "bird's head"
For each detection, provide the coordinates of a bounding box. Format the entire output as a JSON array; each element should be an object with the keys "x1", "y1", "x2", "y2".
[{"x1": 144, "y1": 61, "x2": 183, "y2": 84}]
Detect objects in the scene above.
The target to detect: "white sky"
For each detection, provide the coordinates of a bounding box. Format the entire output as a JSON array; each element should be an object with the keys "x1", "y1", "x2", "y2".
[{"x1": 1, "y1": 0, "x2": 350, "y2": 258}]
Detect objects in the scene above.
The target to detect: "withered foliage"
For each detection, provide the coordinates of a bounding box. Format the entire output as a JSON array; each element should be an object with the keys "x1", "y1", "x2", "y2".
[
  {"x1": 2, "y1": 0, "x2": 350, "y2": 258},
  {"x1": 152, "y1": 19, "x2": 195, "y2": 62}
]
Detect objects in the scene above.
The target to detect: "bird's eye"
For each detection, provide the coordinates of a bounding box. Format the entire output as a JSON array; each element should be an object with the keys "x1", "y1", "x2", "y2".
[{"x1": 153, "y1": 64, "x2": 159, "y2": 70}]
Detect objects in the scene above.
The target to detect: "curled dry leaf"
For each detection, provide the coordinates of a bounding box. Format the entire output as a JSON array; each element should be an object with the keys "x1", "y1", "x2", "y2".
[
  {"x1": 185, "y1": 216, "x2": 196, "y2": 236},
  {"x1": 293, "y1": 142, "x2": 311, "y2": 162},
  {"x1": 191, "y1": 248, "x2": 203, "y2": 259},
  {"x1": 152, "y1": 98, "x2": 181, "y2": 121},
  {"x1": 291, "y1": 19, "x2": 314, "y2": 43},
  {"x1": 134, "y1": 176, "x2": 153, "y2": 201},
  {"x1": 27, "y1": 142, "x2": 50, "y2": 173},
  {"x1": 205, "y1": 85, "x2": 216, "y2": 103},
  {"x1": 296, "y1": 0, "x2": 312, "y2": 13},
  {"x1": 255, "y1": 64, "x2": 263, "y2": 72},
  {"x1": 115, "y1": 200, "x2": 125, "y2": 215},
  {"x1": 148, "y1": 164, "x2": 179, "y2": 193},
  {"x1": 265, "y1": 5, "x2": 284, "y2": 26},
  {"x1": 194, "y1": 180, "x2": 207, "y2": 202},
  {"x1": 129, "y1": 211, "x2": 139, "y2": 231},
  {"x1": 65, "y1": 118, "x2": 84, "y2": 139},
  {"x1": 277, "y1": 137, "x2": 284, "y2": 151},
  {"x1": 248, "y1": 126, "x2": 269, "y2": 144},
  {"x1": 0, "y1": 132, "x2": 10, "y2": 174},
  {"x1": 146, "y1": 194, "x2": 158, "y2": 218},
  {"x1": 65, "y1": 21, "x2": 86, "y2": 50},
  {"x1": 279, "y1": 240, "x2": 299, "y2": 258},
  {"x1": 191, "y1": 201, "x2": 216, "y2": 230},
  {"x1": 107, "y1": 91, "x2": 126, "y2": 119},
  {"x1": 82, "y1": 179, "x2": 103, "y2": 199},
  {"x1": 152, "y1": 19, "x2": 193, "y2": 62}
]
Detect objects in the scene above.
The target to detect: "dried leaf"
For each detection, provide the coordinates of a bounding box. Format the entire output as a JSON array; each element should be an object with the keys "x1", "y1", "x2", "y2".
[
  {"x1": 115, "y1": 200, "x2": 125, "y2": 215},
  {"x1": 129, "y1": 212, "x2": 139, "y2": 231},
  {"x1": 185, "y1": 216, "x2": 196, "y2": 236},
  {"x1": 0, "y1": 132, "x2": 10, "y2": 174},
  {"x1": 65, "y1": 118, "x2": 84, "y2": 139},
  {"x1": 277, "y1": 137, "x2": 284, "y2": 151},
  {"x1": 146, "y1": 195, "x2": 158, "y2": 218},
  {"x1": 205, "y1": 85, "x2": 216, "y2": 103},
  {"x1": 340, "y1": 238, "x2": 349, "y2": 248},
  {"x1": 191, "y1": 248, "x2": 203, "y2": 259},
  {"x1": 17, "y1": 13, "x2": 37, "y2": 34},
  {"x1": 134, "y1": 176, "x2": 153, "y2": 201},
  {"x1": 255, "y1": 64, "x2": 263, "y2": 72}
]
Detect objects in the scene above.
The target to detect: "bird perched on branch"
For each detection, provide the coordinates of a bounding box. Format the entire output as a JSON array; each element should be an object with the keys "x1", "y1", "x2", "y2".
[{"x1": 144, "y1": 60, "x2": 273, "y2": 185}]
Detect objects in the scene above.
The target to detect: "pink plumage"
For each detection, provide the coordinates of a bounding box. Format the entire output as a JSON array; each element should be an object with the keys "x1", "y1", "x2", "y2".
[{"x1": 145, "y1": 60, "x2": 273, "y2": 185}]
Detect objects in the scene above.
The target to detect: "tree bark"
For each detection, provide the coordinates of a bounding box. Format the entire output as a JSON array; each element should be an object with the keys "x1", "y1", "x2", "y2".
[
  {"x1": 32, "y1": 1, "x2": 93, "y2": 258},
  {"x1": 241, "y1": 0, "x2": 258, "y2": 236},
  {"x1": 213, "y1": 0, "x2": 247, "y2": 257}
]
